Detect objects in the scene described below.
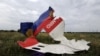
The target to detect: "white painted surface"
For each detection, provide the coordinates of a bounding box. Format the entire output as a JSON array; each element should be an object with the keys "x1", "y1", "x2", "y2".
[{"x1": 25, "y1": 18, "x2": 90, "y2": 54}]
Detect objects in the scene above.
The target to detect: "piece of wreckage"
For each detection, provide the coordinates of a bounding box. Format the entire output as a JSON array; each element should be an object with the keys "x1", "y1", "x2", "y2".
[{"x1": 17, "y1": 7, "x2": 90, "y2": 54}]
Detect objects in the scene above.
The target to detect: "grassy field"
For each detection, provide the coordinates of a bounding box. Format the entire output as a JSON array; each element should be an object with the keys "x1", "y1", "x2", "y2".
[{"x1": 0, "y1": 31, "x2": 100, "y2": 56}]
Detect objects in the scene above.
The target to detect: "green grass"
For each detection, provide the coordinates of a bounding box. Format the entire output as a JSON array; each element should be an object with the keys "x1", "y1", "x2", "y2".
[{"x1": 0, "y1": 32, "x2": 100, "y2": 56}]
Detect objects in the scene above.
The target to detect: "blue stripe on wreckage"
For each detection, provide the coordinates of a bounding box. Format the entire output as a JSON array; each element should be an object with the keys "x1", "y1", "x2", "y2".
[{"x1": 32, "y1": 7, "x2": 54, "y2": 32}]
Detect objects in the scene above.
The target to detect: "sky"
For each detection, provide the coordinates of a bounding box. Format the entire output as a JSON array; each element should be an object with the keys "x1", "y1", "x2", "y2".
[{"x1": 0, "y1": 0, "x2": 100, "y2": 32}]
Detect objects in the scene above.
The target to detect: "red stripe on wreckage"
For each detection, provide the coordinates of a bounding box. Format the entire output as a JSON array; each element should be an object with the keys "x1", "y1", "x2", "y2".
[
  {"x1": 33, "y1": 16, "x2": 54, "y2": 36},
  {"x1": 44, "y1": 17, "x2": 63, "y2": 33},
  {"x1": 17, "y1": 36, "x2": 38, "y2": 48}
]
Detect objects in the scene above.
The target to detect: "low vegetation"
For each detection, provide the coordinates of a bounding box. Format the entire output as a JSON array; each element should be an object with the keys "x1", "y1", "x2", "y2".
[{"x1": 0, "y1": 31, "x2": 100, "y2": 56}]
